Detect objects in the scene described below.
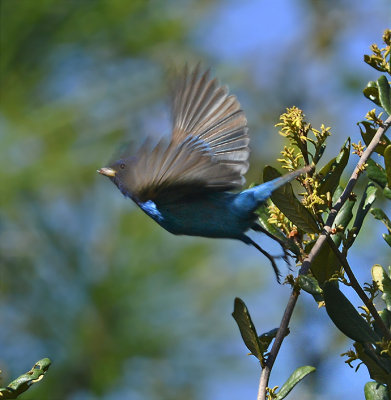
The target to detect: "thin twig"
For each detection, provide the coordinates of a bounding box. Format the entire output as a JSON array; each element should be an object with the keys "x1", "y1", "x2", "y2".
[
  {"x1": 257, "y1": 115, "x2": 391, "y2": 400},
  {"x1": 257, "y1": 288, "x2": 300, "y2": 400}
]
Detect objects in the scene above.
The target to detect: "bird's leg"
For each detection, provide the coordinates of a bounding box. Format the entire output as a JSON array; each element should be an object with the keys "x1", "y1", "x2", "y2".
[
  {"x1": 239, "y1": 235, "x2": 281, "y2": 283},
  {"x1": 251, "y1": 223, "x2": 290, "y2": 263}
]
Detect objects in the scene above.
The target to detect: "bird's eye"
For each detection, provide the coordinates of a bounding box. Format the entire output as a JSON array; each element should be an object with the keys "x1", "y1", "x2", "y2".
[{"x1": 120, "y1": 163, "x2": 126, "y2": 170}]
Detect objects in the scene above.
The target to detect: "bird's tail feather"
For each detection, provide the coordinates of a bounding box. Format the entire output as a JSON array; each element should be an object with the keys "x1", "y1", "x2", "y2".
[
  {"x1": 233, "y1": 165, "x2": 312, "y2": 212},
  {"x1": 252, "y1": 164, "x2": 312, "y2": 204},
  {"x1": 265, "y1": 165, "x2": 312, "y2": 192}
]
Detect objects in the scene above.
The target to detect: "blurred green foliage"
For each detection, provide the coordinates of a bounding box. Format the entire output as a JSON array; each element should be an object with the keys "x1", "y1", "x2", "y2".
[{"x1": 2, "y1": 1, "x2": 250, "y2": 398}]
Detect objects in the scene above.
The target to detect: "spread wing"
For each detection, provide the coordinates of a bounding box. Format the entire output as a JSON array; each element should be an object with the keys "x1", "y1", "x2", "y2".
[{"x1": 126, "y1": 65, "x2": 250, "y2": 202}]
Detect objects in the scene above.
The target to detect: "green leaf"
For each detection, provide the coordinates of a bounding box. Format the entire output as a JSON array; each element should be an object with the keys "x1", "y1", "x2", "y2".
[
  {"x1": 379, "y1": 309, "x2": 391, "y2": 330},
  {"x1": 353, "y1": 183, "x2": 378, "y2": 232},
  {"x1": 372, "y1": 265, "x2": 391, "y2": 311},
  {"x1": 371, "y1": 208, "x2": 391, "y2": 232},
  {"x1": 384, "y1": 145, "x2": 391, "y2": 187},
  {"x1": 298, "y1": 275, "x2": 323, "y2": 303},
  {"x1": 332, "y1": 185, "x2": 344, "y2": 203},
  {"x1": 232, "y1": 298, "x2": 264, "y2": 363},
  {"x1": 383, "y1": 233, "x2": 391, "y2": 247},
  {"x1": 318, "y1": 139, "x2": 350, "y2": 197},
  {"x1": 256, "y1": 204, "x2": 300, "y2": 256},
  {"x1": 297, "y1": 275, "x2": 322, "y2": 295},
  {"x1": 332, "y1": 195, "x2": 356, "y2": 247},
  {"x1": 258, "y1": 328, "x2": 284, "y2": 353},
  {"x1": 377, "y1": 75, "x2": 391, "y2": 115},
  {"x1": 358, "y1": 121, "x2": 390, "y2": 156},
  {"x1": 275, "y1": 366, "x2": 316, "y2": 400},
  {"x1": 367, "y1": 159, "x2": 388, "y2": 189},
  {"x1": 263, "y1": 166, "x2": 319, "y2": 233},
  {"x1": 346, "y1": 183, "x2": 378, "y2": 249},
  {"x1": 334, "y1": 196, "x2": 355, "y2": 230},
  {"x1": 0, "y1": 358, "x2": 51, "y2": 399},
  {"x1": 323, "y1": 282, "x2": 380, "y2": 344},
  {"x1": 310, "y1": 242, "x2": 340, "y2": 284},
  {"x1": 363, "y1": 81, "x2": 381, "y2": 107},
  {"x1": 371, "y1": 209, "x2": 391, "y2": 246},
  {"x1": 383, "y1": 187, "x2": 391, "y2": 200},
  {"x1": 355, "y1": 343, "x2": 391, "y2": 384},
  {"x1": 364, "y1": 381, "x2": 389, "y2": 400}
]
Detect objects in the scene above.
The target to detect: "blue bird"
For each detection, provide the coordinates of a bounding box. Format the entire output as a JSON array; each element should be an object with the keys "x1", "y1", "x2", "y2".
[{"x1": 98, "y1": 66, "x2": 310, "y2": 281}]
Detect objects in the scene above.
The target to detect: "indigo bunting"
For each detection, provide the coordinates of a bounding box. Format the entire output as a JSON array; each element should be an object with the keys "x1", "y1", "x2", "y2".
[{"x1": 98, "y1": 65, "x2": 310, "y2": 281}]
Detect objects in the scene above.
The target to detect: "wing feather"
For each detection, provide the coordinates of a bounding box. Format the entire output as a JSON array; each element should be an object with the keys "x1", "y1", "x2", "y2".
[{"x1": 125, "y1": 66, "x2": 250, "y2": 202}]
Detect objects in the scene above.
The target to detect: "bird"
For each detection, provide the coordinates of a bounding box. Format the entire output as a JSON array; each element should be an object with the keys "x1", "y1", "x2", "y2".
[{"x1": 98, "y1": 65, "x2": 310, "y2": 281}]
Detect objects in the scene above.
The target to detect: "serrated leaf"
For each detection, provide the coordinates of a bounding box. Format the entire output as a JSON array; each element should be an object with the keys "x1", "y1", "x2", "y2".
[
  {"x1": 256, "y1": 204, "x2": 300, "y2": 256},
  {"x1": 367, "y1": 159, "x2": 388, "y2": 189},
  {"x1": 364, "y1": 381, "x2": 389, "y2": 400},
  {"x1": 263, "y1": 166, "x2": 319, "y2": 233},
  {"x1": 377, "y1": 75, "x2": 391, "y2": 115},
  {"x1": 363, "y1": 81, "x2": 381, "y2": 107},
  {"x1": 372, "y1": 265, "x2": 391, "y2": 311},
  {"x1": 318, "y1": 139, "x2": 350, "y2": 196},
  {"x1": 384, "y1": 145, "x2": 391, "y2": 187},
  {"x1": 232, "y1": 298, "x2": 264, "y2": 362},
  {"x1": 275, "y1": 366, "x2": 316, "y2": 400},
  {"x1": 358, "y1": 121, "x2": 390, "y2": 156},
  {"x1": 0, "y1": 358, "x2": 51, "y2": 399},
  {"x1": 323, "y1": 282, "x2": 380, "y2": 344}
]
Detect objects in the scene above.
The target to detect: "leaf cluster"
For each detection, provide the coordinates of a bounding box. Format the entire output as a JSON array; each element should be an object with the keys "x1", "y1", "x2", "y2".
[{"x1": 232, "y1": 29, "x2": 391, "y2": 400}]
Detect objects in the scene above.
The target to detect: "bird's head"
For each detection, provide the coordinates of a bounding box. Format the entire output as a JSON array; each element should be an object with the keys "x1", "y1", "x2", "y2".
[{"x1": 98, "y1": 158, "x2": 134, "y2": 198}]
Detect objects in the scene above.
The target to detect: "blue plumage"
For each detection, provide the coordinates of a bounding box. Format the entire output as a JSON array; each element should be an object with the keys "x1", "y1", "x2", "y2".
[{"x1": 98, "y1": 66, "x2": 310, "y2": 281}]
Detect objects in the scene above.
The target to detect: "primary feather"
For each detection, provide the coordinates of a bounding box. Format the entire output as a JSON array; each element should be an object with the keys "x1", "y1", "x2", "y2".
[{"x1": 119, "y1": 65, "x2": 250, "y2": 202}]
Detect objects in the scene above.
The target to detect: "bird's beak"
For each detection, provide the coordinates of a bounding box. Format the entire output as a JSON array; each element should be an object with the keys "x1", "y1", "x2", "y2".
[{"x1": 98, "y1": 167, "x2": 116, "y2": 177}]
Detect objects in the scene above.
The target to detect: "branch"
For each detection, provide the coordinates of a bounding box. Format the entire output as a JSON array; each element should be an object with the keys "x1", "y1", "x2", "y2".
[
  {"x1": 257, "y1": 115, "x2": 391, "y2": 400},
  {"x1": 257, "y1": 288, "x2": 300, "y2": 400},
  {"x1": 300, "y1": 115, "x2": 391, "y2": 275}
]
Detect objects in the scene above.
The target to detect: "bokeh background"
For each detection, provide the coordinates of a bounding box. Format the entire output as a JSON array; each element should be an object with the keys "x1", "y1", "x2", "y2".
[{"x1": 1, "y1": 1, "x2": 390, "y2": 399}]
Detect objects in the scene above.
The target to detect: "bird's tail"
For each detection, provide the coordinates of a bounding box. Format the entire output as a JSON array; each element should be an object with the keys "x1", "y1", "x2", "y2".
[
  {"x1": 233, "y1": 165, "x2": 312, "y2": 213},
  {"x1": 266, "y1": 164, "x2": 312, "y2": 191},
  {"x1": 252, "y1": 164, "x2": 312, "y2": 203}
]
